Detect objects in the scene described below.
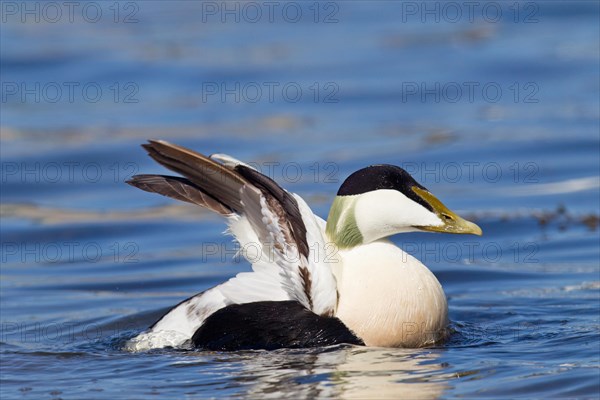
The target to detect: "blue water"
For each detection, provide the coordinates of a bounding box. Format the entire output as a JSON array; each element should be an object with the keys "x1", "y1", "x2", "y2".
[{"x1": 1, "y1": 1, "x2": 599, "y2": 398}]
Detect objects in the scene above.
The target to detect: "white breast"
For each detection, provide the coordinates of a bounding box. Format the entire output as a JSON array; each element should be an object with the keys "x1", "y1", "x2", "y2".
[{"x1": 333, "y1": 240, "x2": 448, "y2": 347}]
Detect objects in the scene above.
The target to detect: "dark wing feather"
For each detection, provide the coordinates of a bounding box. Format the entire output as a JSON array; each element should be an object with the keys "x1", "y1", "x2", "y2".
[
  {"x1": 133, "y1": 141, "x2": 308, "y2": 260},
  {"x1": 126, "y1": 174, "x2": 232, "y2": 215},
  {"x1": 235, "y1": 166, "x2": 309, "y2": 258},
  {"x1": 141, "y1": 140, "x2": 247, "y2": 212}
]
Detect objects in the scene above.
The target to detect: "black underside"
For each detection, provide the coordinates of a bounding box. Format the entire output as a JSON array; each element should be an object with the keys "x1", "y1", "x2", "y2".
[{"x1": 192, "y1": 301, "x2": 364, "y2": 351}]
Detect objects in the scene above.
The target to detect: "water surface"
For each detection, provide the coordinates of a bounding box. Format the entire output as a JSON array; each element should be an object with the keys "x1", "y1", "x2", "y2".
[{"x1": 1, "y1": 1, "x2": 599, "y2": 398}]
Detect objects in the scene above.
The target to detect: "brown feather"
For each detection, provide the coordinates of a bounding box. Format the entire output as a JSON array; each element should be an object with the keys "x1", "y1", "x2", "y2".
[
  {"x1": 127, "y1": 174, "x2": 232, "y2": 215},
  {"x1": 142, "y1": 140, "x2": 247, "y2": 213},
  {"x1": 298, "y1": 266, "x2": 313, "y2": 310}
]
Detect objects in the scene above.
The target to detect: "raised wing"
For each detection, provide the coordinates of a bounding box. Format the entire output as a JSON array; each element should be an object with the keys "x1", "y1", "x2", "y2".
[{"x1": 126, "y1": 140, "x2": 338, "y2": 350}]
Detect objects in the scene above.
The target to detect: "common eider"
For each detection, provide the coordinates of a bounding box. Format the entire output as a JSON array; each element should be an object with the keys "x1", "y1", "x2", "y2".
[{"x1": 125, "y1": 140, "x2": 482, "y2": 351}]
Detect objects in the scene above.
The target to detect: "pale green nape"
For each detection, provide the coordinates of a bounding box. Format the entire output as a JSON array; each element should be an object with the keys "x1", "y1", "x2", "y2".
[{"x1": 325, "y1": 196, "x2": 363, "y2": 249}]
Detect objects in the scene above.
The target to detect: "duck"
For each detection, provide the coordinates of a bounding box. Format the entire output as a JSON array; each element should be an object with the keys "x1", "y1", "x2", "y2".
[{"x1": 124, "y1": 140, "x2": 482, "y2": 351}]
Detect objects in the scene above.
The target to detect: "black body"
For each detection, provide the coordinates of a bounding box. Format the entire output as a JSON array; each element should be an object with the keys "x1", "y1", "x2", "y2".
[{"x1": 192, "y1": 301, "x2": 364, "y2": 351}]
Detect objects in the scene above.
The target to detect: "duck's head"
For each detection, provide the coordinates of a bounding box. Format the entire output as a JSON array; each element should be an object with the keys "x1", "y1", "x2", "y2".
[{"x1": 325, "y1": 165, "x2": 482, "y2": 249}]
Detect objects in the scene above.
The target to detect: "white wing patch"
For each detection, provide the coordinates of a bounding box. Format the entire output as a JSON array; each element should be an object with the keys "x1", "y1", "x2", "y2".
[{"x1": 293, "y1": 194, "x2": 338, "y2": 316}]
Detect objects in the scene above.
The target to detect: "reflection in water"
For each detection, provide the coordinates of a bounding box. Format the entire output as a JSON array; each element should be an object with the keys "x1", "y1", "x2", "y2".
[
  {"x1": 178, "y1": 346, "x2": 451, "y2": 399},
  {"x1": 323, "y1": 348, "x2": 448, "y2": 399}
]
